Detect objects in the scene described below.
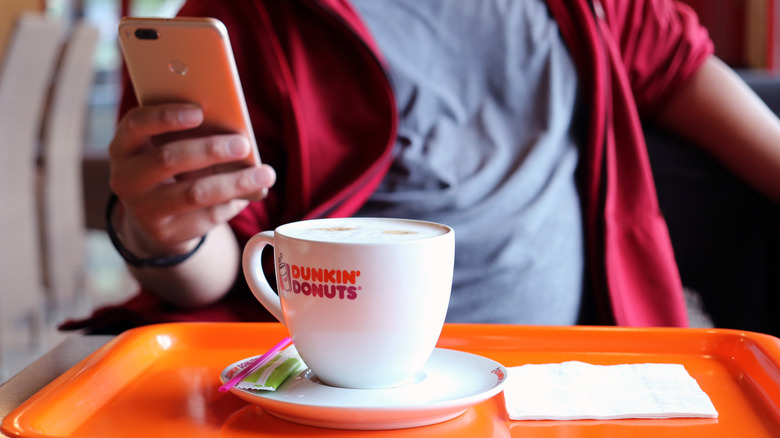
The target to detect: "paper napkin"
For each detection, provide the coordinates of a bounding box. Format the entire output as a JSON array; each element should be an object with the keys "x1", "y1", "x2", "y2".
[{"x1": 503, "y1": 361, "x2": 718, "y2": 420}]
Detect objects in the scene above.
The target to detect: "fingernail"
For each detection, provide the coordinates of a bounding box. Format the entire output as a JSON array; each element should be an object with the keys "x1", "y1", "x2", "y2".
[
  {"x1": 178, "y1": 106, "x2": 203, "y2": 125},
  {"x1": 228, "y1": 137, "x2": 250, "y2": 157},
  {"x1": 251, "y1": 167, "x2": 274, "y2": 187}
]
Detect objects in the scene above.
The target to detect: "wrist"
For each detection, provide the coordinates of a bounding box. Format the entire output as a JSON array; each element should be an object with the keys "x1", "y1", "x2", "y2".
[{"x1": 106, "y1": 193, "x2": 207, "y2": 268}]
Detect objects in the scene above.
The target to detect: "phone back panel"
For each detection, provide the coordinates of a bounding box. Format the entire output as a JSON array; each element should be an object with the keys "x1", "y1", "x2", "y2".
[{"x1": 118, "y1": 18, "x2": 259, "y2": 166}]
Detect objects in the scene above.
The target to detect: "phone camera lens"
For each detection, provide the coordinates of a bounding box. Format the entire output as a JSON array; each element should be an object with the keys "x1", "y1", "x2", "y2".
[{"x1": 134, "y1": 28, "x2": 158, "y2": 40}]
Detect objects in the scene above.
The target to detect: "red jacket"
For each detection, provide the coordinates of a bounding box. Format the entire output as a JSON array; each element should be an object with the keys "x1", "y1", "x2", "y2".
[{"x1": 63, "y1": 0, "x2": 713, "y2": 333}]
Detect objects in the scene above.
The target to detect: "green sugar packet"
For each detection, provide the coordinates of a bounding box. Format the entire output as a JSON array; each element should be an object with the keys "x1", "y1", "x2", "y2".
[{"x1": 236, "y1": 345, "x2": 306, "y2": 391}]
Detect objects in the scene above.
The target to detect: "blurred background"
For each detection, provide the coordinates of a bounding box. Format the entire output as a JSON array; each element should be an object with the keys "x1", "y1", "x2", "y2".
[{"x1": 0, "y1": 0, "x2": 183, "y2": 383}]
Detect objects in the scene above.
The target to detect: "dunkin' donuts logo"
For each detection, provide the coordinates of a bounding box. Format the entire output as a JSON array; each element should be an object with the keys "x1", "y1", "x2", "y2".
[{"x1": 277, "y1": 253, "x2": 361, "y2": 300}]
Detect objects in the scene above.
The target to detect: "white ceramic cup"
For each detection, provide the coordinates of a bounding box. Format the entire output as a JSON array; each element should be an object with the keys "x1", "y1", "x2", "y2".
[{"x1": 242, "y1": 217, "x2": 454, "y2": 389}]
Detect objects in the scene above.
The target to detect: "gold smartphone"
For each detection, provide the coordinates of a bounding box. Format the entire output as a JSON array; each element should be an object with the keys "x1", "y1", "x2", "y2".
[{"x1": 118, "y1": 17, "x2": 262, "y2": 182}]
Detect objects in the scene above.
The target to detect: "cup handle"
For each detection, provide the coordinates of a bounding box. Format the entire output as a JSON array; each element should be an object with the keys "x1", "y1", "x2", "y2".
[{"x1": 242, "y1": 231, "x2": 285, "y2": 323}]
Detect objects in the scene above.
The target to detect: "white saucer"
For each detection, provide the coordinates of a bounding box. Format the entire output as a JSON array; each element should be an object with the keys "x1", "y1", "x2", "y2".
[{"x1": 220, "y1": 348, "x2": 507, "y2": 430}]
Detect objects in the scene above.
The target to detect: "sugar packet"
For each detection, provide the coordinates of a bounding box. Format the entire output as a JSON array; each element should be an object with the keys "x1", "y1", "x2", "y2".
[{"x1": 236, "y1": 345, "x2": 306, "y2": 391}]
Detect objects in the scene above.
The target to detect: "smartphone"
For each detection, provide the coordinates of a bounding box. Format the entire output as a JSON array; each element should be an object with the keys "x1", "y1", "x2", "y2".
[{"x1": 117, "y1": 17, "x2": 262, "y2": 188}]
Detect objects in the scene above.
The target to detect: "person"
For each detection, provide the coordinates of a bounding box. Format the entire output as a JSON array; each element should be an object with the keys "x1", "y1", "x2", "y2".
[{"x1": 62, "y1": 0, "x2": 780, "y2": 333}]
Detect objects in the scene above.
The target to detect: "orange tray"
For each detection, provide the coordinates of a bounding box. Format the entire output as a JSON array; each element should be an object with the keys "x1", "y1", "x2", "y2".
[{"x1": 3, "y1": 322, "x2": 780, "y2": 437}]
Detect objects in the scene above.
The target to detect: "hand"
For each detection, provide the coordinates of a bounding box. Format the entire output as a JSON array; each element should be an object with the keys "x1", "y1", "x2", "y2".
[{"x1": 109, "y1": 103, "x2": 276, "y2": 258}]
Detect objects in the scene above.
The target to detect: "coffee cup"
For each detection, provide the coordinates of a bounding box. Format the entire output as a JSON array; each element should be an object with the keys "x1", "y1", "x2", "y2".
[{"x1": 242, "y1": 217, "x2": 454, "y2": 389}]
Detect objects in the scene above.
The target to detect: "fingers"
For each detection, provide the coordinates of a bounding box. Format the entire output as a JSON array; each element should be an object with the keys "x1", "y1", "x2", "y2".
[
  {"x1": 133, "y1": 199, "x2": 251, "y2": 249},
  {"x1": 108, "y1": 102, "x2": 275, "y2": 255},
  {"x1": 109, "y1": 103, "x2": 262, "y2": 197},
  {"x1": 112, "y1": 133, "x2": 254, "y2": 195},
  {"x1": 110, "y1": 103, "x2": 204, "y2": 158},
  {"x1": 122, "y1": 165, "x2": 276, "y2": 249},
  {"x1": 140, "y1": 164, "x2": 275, "y2": 218},
  {"x1": 110, "y1": 103, "x2": 207, "y2": 195}
]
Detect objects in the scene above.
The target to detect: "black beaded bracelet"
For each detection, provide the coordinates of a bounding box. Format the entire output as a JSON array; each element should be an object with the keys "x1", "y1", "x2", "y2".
[{"x1": 105, "y1": 193, "x2": 207, "y2": 268}]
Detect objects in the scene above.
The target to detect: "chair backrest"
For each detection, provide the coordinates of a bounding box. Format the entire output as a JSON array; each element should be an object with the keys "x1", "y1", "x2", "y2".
[
  {"x1": 39, "y1": 21, "x2": 99, "y2": 322},
  {"x1": 0, "y1": 13, "x2": 64, "y2": 379}
]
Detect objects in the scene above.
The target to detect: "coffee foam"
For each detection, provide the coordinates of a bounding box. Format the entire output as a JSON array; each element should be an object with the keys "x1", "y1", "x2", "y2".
[{"x1": 282, "y1": 218, "x2": 449, "y2": 243}]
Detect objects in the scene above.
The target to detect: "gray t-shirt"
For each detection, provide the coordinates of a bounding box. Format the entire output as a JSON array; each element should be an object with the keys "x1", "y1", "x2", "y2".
[{"x1": 351, "y1": 0, "x2": 585, "y2": 324}]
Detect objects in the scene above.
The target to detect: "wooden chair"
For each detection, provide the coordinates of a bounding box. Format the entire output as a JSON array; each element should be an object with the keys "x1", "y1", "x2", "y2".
[
  {"x1": 38, "y1": 21, "x2": 99, "y2": 326},
  {"x1": 0, "y1": 13, "x2": 64, "y2": 380}
]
